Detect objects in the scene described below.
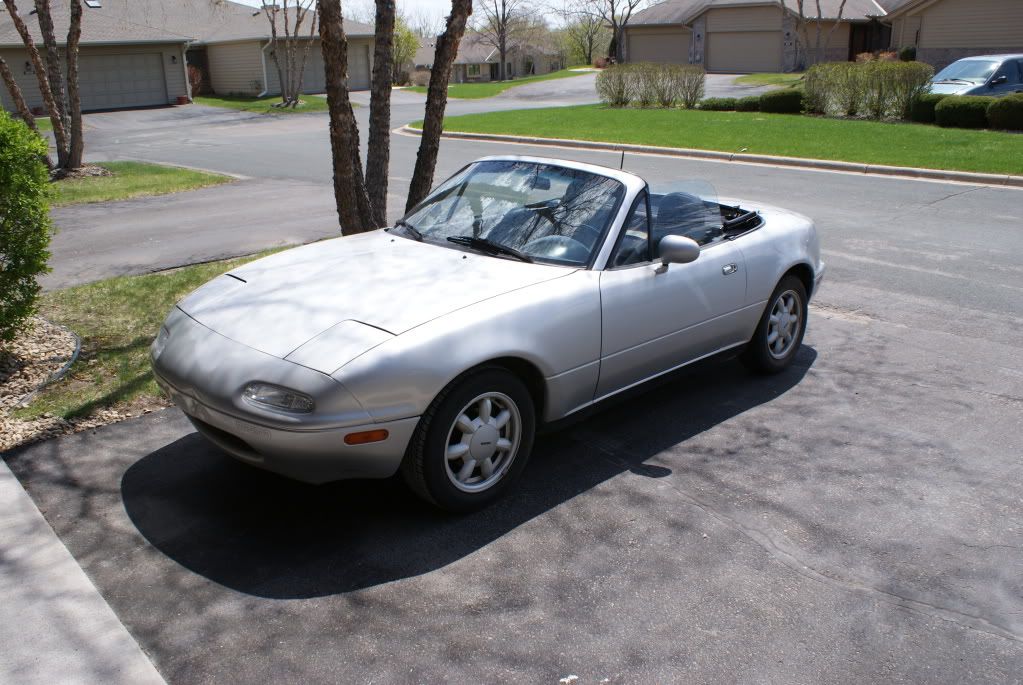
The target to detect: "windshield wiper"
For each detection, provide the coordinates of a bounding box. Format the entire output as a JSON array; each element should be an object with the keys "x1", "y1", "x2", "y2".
[
  {"x1": 391, "y1": 219, "x2": 423, "y2": 241},
  {"x1": 446, "y1": 236, "x2": 534, "y2": 263},
  {"x1": 934, "y1": 78, "x2": 974, "y2": 84}
]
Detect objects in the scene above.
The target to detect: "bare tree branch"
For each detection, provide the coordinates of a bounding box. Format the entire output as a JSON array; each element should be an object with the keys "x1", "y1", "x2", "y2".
[{"x1": 406, "y1": 0, "x2": 473, "y2": 212}]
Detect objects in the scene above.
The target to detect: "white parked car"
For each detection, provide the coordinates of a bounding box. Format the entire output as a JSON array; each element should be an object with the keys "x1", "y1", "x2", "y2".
[{"x1": 152, "y1": 156, "x2": 824, "y2": 511}]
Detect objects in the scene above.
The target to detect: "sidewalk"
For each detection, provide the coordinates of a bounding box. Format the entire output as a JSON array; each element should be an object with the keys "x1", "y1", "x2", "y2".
[{"x1": 0, "y1": 459, "x2": 165, "y2": 685}]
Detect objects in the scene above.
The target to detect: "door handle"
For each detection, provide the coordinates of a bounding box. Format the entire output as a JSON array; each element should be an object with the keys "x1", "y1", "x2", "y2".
[{"x1": 722, "y1": 263, "x2": 738, "y2": 275}]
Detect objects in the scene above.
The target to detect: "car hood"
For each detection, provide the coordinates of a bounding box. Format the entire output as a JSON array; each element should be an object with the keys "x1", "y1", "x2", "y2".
[
  {"x1": 177, "y1": 230, "x2": 574, "y2": 360},
  {"x1": 929, "y1": 82, "x2": 982, "y2": 95}
]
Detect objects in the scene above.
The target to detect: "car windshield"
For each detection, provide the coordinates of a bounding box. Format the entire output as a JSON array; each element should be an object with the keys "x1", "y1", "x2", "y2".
[
  {"x1": 396, "y1": 160, "x2": 626, "y2": 266},
  {"x1": 933, "y1": 60, "x2": 999, "y2": 84}
]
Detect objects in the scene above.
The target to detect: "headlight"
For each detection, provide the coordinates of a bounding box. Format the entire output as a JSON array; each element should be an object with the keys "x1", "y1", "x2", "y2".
[{"x1": 242, "y1": 383, "x2": 315, "y2": 414}]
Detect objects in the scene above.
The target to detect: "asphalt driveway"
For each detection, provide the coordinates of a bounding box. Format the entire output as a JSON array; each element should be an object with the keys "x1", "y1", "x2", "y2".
[
  {"x1": 6, "y1": 293, "x2": 1022, "y2": 681},
  {"x1": 10, "y1": 70, "x2": 1023, "y2": 682}
]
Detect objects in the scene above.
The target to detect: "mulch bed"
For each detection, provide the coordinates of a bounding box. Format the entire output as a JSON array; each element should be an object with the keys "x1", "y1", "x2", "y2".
[{"x1": 0, "y1": 317, "x2": 167, "y2": 453}]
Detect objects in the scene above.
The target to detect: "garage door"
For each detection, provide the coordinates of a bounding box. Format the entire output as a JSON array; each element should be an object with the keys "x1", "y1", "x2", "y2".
[
  {"x1": 348, "y1": 42, "x2": 370, "y2": 90},
  {"x1": 628, "y1": 28, "x2": 689, "y2": 64},
  {"x1": 706, "y1": 31, "x2": 782, "y2": 73},
  {"x1": 79, "y1": 53, "x2": 167, "y2": 110}
]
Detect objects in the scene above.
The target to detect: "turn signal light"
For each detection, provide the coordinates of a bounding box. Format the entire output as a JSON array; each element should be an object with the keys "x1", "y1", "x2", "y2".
[{"x1": 344, "y1": 429, "x2": 389, "y2": 445}]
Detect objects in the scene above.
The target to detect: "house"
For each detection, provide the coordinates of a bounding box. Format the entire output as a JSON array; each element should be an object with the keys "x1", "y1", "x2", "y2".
[
  {"x1": 0, "y1": 0, "x2": 374, "y2": 113},
  {"x1": 414, "y1": 33, "x2": 563, "y2": 83},
  {"x1": 881, "y1": 0, "x2": 1023, "y2": 69},
  {"x1": 623, "y1": 0, "x2": 891, "y2": 73}
]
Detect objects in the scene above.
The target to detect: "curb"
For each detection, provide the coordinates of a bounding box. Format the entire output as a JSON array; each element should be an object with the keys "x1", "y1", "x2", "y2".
[{"x1": 398, "y1": 125, "x2": 1023, "y2": 188}]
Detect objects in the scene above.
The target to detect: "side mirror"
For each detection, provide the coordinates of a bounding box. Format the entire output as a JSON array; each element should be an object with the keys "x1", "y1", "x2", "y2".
[
  {"x1": 658, "y1": 234, "x2": 701, "y2": 266},
  {"x1": 991, "y1": 74, "x2": 1008, "y2": 86}
]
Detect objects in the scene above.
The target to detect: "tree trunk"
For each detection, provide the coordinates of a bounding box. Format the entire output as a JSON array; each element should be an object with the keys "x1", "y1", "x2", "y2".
[
  {"x1": 607, "y1": 27, "x2": 618, "y2": 63},
  {"x1": 0, "y1": 55, "x2": 40, "y2": 134},
  {"x1": 365, "y1": 0, "x2": 395, "y2": 228},
  {"x1": 291, "y1": 8, "x2": 318, "y2": 108},
  {"x1": 0, "y1": 53, "x2": 53, "y2": 168},
  {"x1": 34, "y1": 0, "x2": 69, "y2": 135},
  {"x1": 65, "y1": 0, "x2": 84, "y2": 169},
  {"x1": 405, "y1": 0, "x2": 472, "y2": 213},
  {"x1": 3, "y1": 0, "x2": 70, "y2": 167},
  {"x1": 319, "y1": 0, "x2": 373, "y2": 234},
  {"x1": 264, "y1": 5, "x2": 288, "y2": 105}
]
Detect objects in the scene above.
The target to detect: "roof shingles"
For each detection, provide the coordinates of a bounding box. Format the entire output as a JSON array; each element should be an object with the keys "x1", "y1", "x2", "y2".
[{"x1": 0, "y1": 0, "x2": 373, "y2": 48}]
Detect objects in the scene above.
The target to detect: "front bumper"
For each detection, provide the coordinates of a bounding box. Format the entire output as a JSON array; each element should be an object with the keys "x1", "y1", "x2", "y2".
[
  {"x1": 158, "y1": 373, "x2": 418, "y2": 483},
  {"x1": 151, "y1": 307, "x2": 419, "y2": 483}
]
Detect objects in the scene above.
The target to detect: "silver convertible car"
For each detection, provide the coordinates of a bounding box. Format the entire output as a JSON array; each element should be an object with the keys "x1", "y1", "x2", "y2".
[{"x1": 151, "y1": 156, "x2": 824, "y2": 511}]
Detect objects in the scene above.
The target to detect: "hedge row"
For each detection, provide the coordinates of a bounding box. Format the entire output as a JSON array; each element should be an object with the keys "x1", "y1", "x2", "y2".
[
  {"x1": 598, "y1": 60, "x2": 1023, "y2": 131},
  {"x1": 697, "y1": 90, "x2": 805, "y2": 113},
  {"x1": 803, "y1": 61, "x2": 934, "y2": 120},
  {"x1": 596, "y1": 63, "x2": 706, "y2": 109},
  {"x1": 909, "y1": 92, "x2": 1023, "y2": 130}
]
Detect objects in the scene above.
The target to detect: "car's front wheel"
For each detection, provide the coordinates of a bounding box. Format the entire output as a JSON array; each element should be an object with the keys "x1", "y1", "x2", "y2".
[
  {"x1": 401, "y1": 366, "x2": 535, "y2": 512},
  {"x1": 742, "y1": 275, "x2": 808, "y2": 374}
]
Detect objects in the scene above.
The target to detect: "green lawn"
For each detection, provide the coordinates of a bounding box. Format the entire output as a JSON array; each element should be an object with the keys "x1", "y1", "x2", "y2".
[
  {"x1": 53, "y1": 161, "x2": 232, "y2": 205},
  {"x1": 194, "y1": 94, "x2": 330, "y2": 114},
  {"x1": 426, "y1": 105, "x2": 1023, "y2": 175},
  {"x1": 733, "y1": 73, "x2": 804, "y2": 88},
  {"x1": 16, "y1": 253, "x2": 270, "y2": 421},
  {"x1": 34, "y1": 116, "x2": 52, "y2": 131},
  {"x1": 406, "y1": 68, "x2": 592, "y2": 99}
]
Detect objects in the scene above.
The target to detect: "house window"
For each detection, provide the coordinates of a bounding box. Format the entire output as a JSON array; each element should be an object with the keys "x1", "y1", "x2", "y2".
[{"x1": 467, "y1": 64, "x2": 481, "y2": 77}]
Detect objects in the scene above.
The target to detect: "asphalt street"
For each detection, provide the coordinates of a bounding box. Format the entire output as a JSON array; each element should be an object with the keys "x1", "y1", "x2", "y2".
[{"x1": 7, "y1": 73, "x2": 1023, "y2": 682}]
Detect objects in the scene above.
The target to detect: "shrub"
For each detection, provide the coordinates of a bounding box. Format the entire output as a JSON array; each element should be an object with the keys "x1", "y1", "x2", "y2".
[
  {"x1": 633, "y1": 63, "x2": 659, "y2": 107},
  {"x1": 832, "y1": 62, "x2": 865, "y2": 116},
  {"x1": 987, "y1": 93, "x2": 1023, "y2": 131},
  {"x1": 596, "y1": 64, "x2": 632, "y2": 106},
  {"x1": 935, "y1": 96, "x2": 990, "y2": 128},
  {"x1": 802, "y1": 63, "x2": 832, "y2": 114},
  {"x1": 411, "y1": 68, "x2": 431, "y2": 87},
  {"x1": 860, "y1": 60, "x2": 892, "y2": 119},
  {"x1": 676, "y1": 65, "x2": 705, "y2": 109},
  {"x1": 652, "y1": 64, "x2": 678, "y2": 107},
  {"x1": 899, "y1": 46, "x2": 917, "y2": 62},
  {"x1": 736, "y1": 95, "x2": 760, "y2": 111},
  {"x1": 759, "y1": 88, "x2": 803, "y2": 113},
  {"x1": 909, "y1": 93, "x2": 947, "y2": 123},
  {"x1": 0, "y1": 111, "x2": 52, "y2": 347},
  {"x1": 593, "y1": 57, "x2": 609, "y2": 69},
  {"x1": 699, "y1": 97, "x2": 737, "y2": 111},
  {"x1": 886, "y1": 61, "x2": 934, "y2": 119}
]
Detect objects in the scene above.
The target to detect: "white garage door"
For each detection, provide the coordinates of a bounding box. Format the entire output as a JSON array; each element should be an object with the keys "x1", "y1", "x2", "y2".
[
  {"x1": 628, "y1": 28, "x2": 689, "y2": 64},
  {"x1": 79, "y1": 53, "x2": 168, "y2": 110},
  {"x1": 706, "y1": 31, "x2": 782, "y2": 73}
]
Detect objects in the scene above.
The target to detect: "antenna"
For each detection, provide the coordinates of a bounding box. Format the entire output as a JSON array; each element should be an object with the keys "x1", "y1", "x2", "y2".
[{"x1": 619, "y1": 149, "x2": 625, "y2": 170}]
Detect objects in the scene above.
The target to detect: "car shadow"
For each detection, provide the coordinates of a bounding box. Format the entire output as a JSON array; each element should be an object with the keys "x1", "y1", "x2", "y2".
[{"x1": 121, "y1": 348, "x2": 816, "y2": 599}]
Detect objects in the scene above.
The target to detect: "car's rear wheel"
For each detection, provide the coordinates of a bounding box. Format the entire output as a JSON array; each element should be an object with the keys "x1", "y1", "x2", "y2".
[
  {"x1": 741, "y1": 275, "x2": 807, "y2": 374},
  {"x1": 401, "y1": 367, "x2": 535, "y2": 512}
]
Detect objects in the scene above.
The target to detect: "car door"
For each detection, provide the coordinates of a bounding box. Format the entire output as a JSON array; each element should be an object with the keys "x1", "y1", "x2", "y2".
[
  {"x1": 596, "y1": 190, "x2": 747, "y2": 399},
  {"x1": 989, "y1": 60, "x2": 1022, "y2": 96}
]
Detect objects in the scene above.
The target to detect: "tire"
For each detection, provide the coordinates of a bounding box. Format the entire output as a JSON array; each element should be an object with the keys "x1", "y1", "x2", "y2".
[
  {"x1": 401, "y1": 366, "x2": 536, "y2": 513},
  {"x1": 741, "y1": 275, "x2": 808, "y2": 374}
]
